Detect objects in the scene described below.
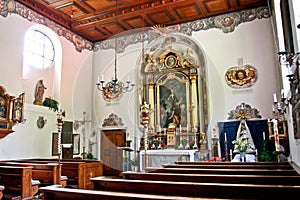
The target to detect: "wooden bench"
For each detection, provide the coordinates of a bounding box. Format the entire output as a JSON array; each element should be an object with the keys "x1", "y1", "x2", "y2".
[
  {"x1": 0, "y1": 185, "x2": 4, "y2": 200},
  {"x1": 39, "y1": 185, "x2": 199, "y2": 200},
  {"x1": 145, "y1": 167, "x2": 299, "y2": 176},
  {"x1": 90, "y1": 177, "x2": 300, "y2": 199},
  {"x1": 121, "y1": 171, "x2": 300, "y2": 185},
  {"x1": 162, "y1": 163, "x2": 294, "y2": 169},
  {"x1": 0, "y1": 166, "x2": 39, "y2": 199},
  {"x1": 13, "y1": 159, "x2": 103, "y2": 189},
  {"x1": 0, "y1": 161, "x2": 67, "y2": 188}
]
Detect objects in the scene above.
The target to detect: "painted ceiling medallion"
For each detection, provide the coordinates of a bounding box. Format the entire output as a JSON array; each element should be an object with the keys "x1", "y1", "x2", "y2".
[{"x1": 225, "y1": 64, "x2": 257, "y2": 88}]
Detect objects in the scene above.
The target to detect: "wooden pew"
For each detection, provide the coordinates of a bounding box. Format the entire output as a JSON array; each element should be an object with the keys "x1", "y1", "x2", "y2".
[
  {"x1": 12, "y1": 159, "x2": 103, "y2": 189},
  {"x1": 175, "y1": 161, "x2": 292, "y2": 166},
  {"x1": 0, "y1": 161, "x2": 67, "y2": 187},
  {"x1": 39, "y1": 185, "x2": 199, "y2": 200},
  {"x1": 0, "y1": 185, "x2": 4, "y2": 200},
  {"x1": 90, "y1": 177, "x2": 300, "y2": 199},
  {"x1": 163, "y1": 163, "x2": 294, "y2": 169},
  {"x1": 121, "y1": 171, "x2": 300, "y2": 185},
  {"x1": 0, "y1": 166, "x2": 39, "y2": 199},
  {"x1": 145, "y1": 167, "x2": 299, "y2": 176}
]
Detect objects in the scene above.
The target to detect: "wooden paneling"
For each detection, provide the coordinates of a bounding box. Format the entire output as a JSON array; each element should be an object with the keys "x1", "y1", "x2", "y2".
[{"x1": 16, "y1": 0, "x2": 268, "y2": 43}]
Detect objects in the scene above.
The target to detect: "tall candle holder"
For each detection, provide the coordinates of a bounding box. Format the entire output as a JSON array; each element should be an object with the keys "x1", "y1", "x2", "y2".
[
  {"x1": 56, "y1": 108, "x2": 64, "y2": 185},
  {"x1": 224, "y1": 140, "x2": 228, "y2": 161},
  {"x1": 140, "y1": 102, "x2": 151, "y2": 169}
]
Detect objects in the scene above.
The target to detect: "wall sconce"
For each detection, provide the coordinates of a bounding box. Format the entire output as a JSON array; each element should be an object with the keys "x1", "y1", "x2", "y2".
[
  {"x1": 272, "y1": 91, "x2": 288, "y2": 120},
  {"x1": 278, "y1": 51, "x2": 300, "y2": 105}
]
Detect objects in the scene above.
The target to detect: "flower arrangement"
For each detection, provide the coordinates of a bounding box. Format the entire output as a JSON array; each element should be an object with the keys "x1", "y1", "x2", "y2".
[
  {"x1": 208, "y1": 156, "x2": 225, "y2": 162},
  {"x1": 232, "y1": 137, "x2": 251, "y2": 152}
]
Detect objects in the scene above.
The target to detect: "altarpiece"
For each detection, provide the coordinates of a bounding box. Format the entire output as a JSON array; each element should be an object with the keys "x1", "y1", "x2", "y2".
[{"x1": 138, "y1": 36, "x2": 208, "y2": 152}]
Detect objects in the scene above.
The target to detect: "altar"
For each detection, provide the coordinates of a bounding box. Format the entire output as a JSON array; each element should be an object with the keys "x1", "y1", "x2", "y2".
[{"x1": 139, "y1": 149, "x2": 199, "y2": 171}]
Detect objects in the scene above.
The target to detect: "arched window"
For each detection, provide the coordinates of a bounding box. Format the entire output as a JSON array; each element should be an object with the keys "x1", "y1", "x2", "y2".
[
  {"x1": 22, "y1": 25, "x2": 62, "y2": 104},
  {"x1": 24, "y1": 29, "x2": 54, "y2": 69}
]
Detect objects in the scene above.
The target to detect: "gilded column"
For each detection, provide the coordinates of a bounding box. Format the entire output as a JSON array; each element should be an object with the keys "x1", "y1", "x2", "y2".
[
  {"x1": 190, "y1": 74, "x2": 198, "y2": 127},
  {"x1": 148, "y1": 82, "x2": 155, "y2": 131}
]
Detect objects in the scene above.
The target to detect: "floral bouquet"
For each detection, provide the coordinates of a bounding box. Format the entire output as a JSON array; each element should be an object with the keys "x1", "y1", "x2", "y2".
[{"x1": 232, "y1": 137, "x2": 251, "y2": 152}]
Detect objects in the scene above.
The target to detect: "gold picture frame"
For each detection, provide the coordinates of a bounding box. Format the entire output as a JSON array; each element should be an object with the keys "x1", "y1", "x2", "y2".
[
  {"x1": 167, "y1": 132, "x2": 176, "y2": 148},
  {"x1": 268, "y1": 120, "x2": 287, "y2": 139}
]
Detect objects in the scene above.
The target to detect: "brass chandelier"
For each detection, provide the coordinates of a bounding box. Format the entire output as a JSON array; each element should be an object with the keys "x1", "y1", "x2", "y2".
[{"x1": 96, "y1": 0, "x2": 134, "y2": 99}]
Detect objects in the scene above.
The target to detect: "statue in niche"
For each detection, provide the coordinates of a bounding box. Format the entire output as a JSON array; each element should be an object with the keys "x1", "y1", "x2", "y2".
[{"x1": 34, "y1": 79, "x2": 47, "y2": 106}]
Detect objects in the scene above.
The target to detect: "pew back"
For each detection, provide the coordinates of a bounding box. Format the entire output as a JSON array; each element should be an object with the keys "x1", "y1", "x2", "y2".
[
  {"x1": 0, "y1": 166, "x2": 34, "y2": 199},
  {"x1": 91, "y1": 177, "x2": 300, "y2": 199},
  {"x1": 121, "y1": 171, "x2": 300, "y2": 185}
]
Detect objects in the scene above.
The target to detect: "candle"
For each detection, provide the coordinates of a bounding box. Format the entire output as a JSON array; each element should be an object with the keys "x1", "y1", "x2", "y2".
[
  {"x1": 164, "y1": 128, "x2": 166, "y2": 135},
  {"x1": 179, "y1": 125, "x2": 182, "y2": 134},
  {"x1": 277, "y1": 102, "x2": 281, "y2": 110},
  {"x1": 273, "y1": 93, "x2": 277, "y2": 103},
  {"x1": 263, "y1": 132, "x2": 265, "y2": 140},
  {"x1": 58, "y1": 104, "x2": 61, "y2": 112},
  {"x1": 230, "y1": 149, "x2": 232, "y2": 155},
  {"x1": 224, "y1": 132, "x2": 227, "y2": 142}
]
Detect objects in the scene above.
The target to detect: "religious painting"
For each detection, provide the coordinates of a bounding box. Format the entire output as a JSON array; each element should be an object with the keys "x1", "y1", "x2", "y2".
[
  {"x1": 225, "y1": 64, "x2": 257, "y2": 88},
  {"x1": 268, "y1": 120, "x2": 287, "y2": 139},
  {"x1": 73, "y1": 134, "x2": 80, "y2": 155},
  {"x1": 12, "y1": 92, "x2": 25, "y2": 123},
  {"x1": 157, "y1": 72, "x2": 189, "y2": 129},
  {"x1": 167, "y1": 132, "x2": 176, "y2": 148},
  {"x1": 52, "y1": 132, "x2": 59, "y2": 156}
]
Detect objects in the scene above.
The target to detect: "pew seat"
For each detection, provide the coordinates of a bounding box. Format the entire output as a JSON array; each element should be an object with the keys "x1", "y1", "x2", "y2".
[
  {"x1": 39, "y1": 185, "x2": 200, "y2": 200},
  {"x1": 121, "y1": 171, "x2": 300, "y2": 185},
  {"x1": 145, "y1": 167, "x2": 299, "y2": 176},
  {"x1": 90, "y1": 177, "x2": 300, "y2": 199}
]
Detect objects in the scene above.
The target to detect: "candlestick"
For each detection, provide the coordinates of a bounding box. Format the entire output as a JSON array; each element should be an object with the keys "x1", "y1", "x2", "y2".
[{"x1": 273, "y1": 93, "x2": 277, "y2": 103}]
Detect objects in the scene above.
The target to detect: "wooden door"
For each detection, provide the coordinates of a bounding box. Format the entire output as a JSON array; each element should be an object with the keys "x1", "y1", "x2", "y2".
[{"x1": 101, "y1": 129, "x2": 125, "y2": 176}]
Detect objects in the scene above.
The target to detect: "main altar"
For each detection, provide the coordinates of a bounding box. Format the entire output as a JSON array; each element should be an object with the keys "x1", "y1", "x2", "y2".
[{"x1": 137, "y1": 36, "x2": 209, "y2": 170}]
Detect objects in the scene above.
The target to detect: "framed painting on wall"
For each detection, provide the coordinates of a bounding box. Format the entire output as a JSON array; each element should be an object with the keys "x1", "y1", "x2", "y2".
[
  {"x1": 73, "y1": 134, "x2": 80, "y2": 155},
  {"x1": 52, "y1": 132, "x2": 59, "y2": 156}
]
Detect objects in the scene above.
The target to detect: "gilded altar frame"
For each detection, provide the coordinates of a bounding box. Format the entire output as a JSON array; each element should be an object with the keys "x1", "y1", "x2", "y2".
[{"x1": 139, "y1": 37, "x2": 207, "y2": 136}]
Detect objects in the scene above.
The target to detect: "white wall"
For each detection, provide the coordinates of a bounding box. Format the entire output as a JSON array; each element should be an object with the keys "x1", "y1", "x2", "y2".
[
  {"x1": 1, "y1": 7, "x2": 299, "y2": 167},
  {"x1": 0, "y1": 13, "x2": 93, "y2": 160}
]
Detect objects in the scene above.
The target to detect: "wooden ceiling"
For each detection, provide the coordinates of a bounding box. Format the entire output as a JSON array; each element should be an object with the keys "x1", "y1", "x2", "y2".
[{"x1": 16, "y1": 0, "x2": 268, "y2": 43}]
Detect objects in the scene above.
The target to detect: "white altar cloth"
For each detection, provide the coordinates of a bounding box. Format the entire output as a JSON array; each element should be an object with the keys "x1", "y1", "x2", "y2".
[
  {"x1": 231, "y1": 154, "x2": 256, "y2": 162},
  {"x1": 139, "y1": 149, "x2": 197, "y2": 171}
]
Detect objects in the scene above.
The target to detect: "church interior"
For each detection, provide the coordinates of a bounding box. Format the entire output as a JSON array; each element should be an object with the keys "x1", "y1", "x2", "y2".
[{"x1": 1, "y1": 0, "x2": 300, "y2": 199}]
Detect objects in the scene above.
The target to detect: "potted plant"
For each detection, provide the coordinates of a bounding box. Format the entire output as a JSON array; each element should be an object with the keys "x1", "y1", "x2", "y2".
[
  {"x1": 43, "y1": 96, "x2": 59, "y2": 112},
  {"x1": 129, "y1": 158, "x2": 139, "y2": 172}
]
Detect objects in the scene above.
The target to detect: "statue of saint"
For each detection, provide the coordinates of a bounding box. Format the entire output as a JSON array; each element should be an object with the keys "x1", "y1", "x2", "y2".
[{"x1": 33, "y1": 79, "x2": 47, "y2": 105}]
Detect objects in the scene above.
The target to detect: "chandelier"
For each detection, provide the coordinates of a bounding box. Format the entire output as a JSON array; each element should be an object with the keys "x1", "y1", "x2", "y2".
[{"x1": 96, "y1": 0, "x2": 134, "y2": 100}]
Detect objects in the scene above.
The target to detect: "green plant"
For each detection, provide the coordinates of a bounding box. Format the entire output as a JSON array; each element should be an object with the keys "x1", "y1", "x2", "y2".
[
  {"x1": 43, "y1": 96, "x2": 59, "y2": 112},
  {"x1": 129, "y1": 158, "x2": 138, "y2": 166},
  {"x1": 81, "y1": 152, "x2": 97, "y2": 160}
]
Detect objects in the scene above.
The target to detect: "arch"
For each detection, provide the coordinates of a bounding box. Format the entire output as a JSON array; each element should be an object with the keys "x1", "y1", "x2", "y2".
[{"x1": 22, "y1": 24, "x2": 62, "y2": 104}]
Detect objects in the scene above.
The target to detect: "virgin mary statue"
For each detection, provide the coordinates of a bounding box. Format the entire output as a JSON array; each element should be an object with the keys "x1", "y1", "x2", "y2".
[{"x1": 232, "y1": 119, "x2": 256, "y2": 162}]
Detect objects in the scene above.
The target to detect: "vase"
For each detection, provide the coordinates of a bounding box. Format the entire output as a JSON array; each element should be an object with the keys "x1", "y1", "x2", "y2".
[{"x1": 240, "y1": 152, "x2": 246, "y2": 162}]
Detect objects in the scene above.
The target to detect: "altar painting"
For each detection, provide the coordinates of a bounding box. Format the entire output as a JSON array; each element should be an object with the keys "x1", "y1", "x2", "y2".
[{"x1": 157, "y1": 72, "x2": 189, "y2": 129}]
